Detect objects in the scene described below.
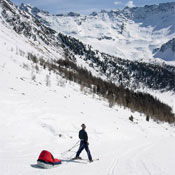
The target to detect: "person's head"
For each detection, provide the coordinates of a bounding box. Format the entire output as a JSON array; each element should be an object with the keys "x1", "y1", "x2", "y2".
[{"x1": 81, "y1": 124, "x2": 86, "y2": 130}]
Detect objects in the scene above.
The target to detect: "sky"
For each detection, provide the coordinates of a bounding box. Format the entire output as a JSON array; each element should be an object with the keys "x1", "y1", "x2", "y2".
[{"x1": 12, "y1": 0, "x2": 174, "y2": 14}]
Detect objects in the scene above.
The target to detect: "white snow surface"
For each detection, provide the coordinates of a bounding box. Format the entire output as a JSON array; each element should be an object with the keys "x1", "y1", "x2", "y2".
[{"x1": 0, "y1": 9, "x2": 175, "y2": 175}]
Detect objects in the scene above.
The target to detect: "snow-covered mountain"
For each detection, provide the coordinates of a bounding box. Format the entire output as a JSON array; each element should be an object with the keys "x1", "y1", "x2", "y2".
[
  {"x1": 154, "y1": 38, "x2": 175, "y2": 61},
  {"x1": 0, "y1": 0, "x2": 66, "y2": 61},
  {"x1": 1, "y1": 0, "x2": 175, "y2": 97},
  {"x1": 21, "y1": 2, "x2": 175, "y2": 63}
]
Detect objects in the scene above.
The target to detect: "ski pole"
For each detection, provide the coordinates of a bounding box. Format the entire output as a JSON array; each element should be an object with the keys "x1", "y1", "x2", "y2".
[{"x1": 61, "y1": 140, "x2": 80, "y2": 156}]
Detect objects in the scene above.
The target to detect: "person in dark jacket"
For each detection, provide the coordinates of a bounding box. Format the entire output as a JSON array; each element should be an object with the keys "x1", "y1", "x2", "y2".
[{"x1": 75, "y1": 124, "x2": 93, "y2": 162}]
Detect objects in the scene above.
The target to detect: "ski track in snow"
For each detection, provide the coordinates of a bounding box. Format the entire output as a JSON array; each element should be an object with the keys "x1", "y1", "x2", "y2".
[
  {"x1": 118, "y1": 142, "x2": 153, "y2": 175},
  {"x1": 107, "y1": 139, "x2": 164, "y2": 175},
  {"x1": 107, "y1": 155, "x2": 118, "y2": 175}
]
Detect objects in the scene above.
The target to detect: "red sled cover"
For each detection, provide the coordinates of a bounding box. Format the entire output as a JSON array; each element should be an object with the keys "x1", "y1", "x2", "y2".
[{"x1": 37, "y1": 150, "x2": 61, "y2": 168}]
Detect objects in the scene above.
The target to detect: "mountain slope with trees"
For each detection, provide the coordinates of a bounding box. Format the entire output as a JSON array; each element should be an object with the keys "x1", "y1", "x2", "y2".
[{"x1": 0, "y1": 0, "x2": 174, "y2": 123}]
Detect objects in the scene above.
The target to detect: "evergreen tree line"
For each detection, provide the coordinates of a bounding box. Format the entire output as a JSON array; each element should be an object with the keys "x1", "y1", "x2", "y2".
[
  {"x1": 28, "y1": 53, "x2": 175, "y2": 124},
  {"x1": 58, "y1": 33, "x2": 175, "y2": 92}
]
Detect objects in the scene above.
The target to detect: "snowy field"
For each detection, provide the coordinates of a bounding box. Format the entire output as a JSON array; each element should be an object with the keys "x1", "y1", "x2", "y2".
[{"x1": 0, "y1": 17, "x2": 175, "y2": 175}]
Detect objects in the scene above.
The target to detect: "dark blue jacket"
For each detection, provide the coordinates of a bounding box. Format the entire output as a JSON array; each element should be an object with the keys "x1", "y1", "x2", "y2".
[{"x1": 79, "y1": 129, "x2": 88, "y2": 142}]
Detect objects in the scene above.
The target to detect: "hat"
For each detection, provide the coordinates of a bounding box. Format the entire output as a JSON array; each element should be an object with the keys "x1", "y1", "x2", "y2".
[{"x1": 81, "y1": 124, "x2": 86, "y2": 128}]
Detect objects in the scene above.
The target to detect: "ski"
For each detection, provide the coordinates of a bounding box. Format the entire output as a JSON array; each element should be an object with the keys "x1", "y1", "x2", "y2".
[
  {"x1": 83, "y1": 158, "x2": 99, "y2": 162},
  {"x1": 70, "y1": 157, "x2": 99, "y2": 162}
]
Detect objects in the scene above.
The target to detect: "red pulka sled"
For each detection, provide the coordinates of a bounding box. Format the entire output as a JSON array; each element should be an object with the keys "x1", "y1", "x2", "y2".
[{"x1": 37, "y1": 150, "x2": 61, "y2": 168}]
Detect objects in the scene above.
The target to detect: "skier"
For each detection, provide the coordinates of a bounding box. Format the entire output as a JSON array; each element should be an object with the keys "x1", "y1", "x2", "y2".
[{"x1": 74, "y1": 124, "x2": 93, "y2": 162}]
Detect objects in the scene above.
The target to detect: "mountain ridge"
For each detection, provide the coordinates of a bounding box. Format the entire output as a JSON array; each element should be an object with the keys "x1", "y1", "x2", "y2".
[{"x1": 20, "y1": 1, "x2": 175, "y2": 63}]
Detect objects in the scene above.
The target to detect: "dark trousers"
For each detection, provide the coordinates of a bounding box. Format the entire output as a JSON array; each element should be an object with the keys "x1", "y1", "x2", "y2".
[{"x1": 76, "y1": 141, "x2": 92, "y2": 161}]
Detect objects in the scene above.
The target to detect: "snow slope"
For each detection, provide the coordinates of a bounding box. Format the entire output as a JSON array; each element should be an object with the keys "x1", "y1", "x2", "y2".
[
  {"x1": 21, "y1": 2, "x2": 175, "y2": 64},
  {"x1": 0, "y1": 10, "x2": 175, "y2": 175}
]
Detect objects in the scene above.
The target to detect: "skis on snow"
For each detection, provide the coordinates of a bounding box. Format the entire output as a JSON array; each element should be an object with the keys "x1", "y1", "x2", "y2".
[{"x1": 70, "y1": 157, "x2": 99, "y2": 162}]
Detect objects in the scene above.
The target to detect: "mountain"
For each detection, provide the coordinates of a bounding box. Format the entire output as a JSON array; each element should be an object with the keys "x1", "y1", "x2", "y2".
[
  {"x1": 0, "y1": 0, "x2": 66, "y2": 62},
  {"x1": 154, "y1": 38, "x2": 175, "y2": 61},
  {"x1": 1, "y1": 0, "x2": 175, "y2": 97},
  {"x1": 1, "y1": 0, "x2": 174, "y2": 94},
  {"x1": 1, "y1": 0, "x2": 175, "y2": 119},
  {"x1": 20, "y1": 2, "x2": 175, "y2": 63},
  {"x1": 57, "y1": 33, "x2": 175, "y2": 92}
]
